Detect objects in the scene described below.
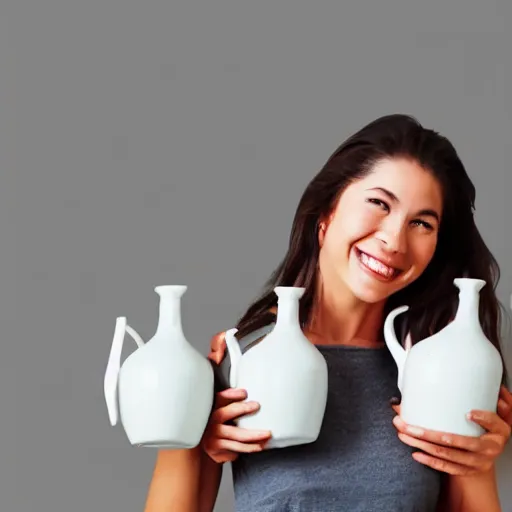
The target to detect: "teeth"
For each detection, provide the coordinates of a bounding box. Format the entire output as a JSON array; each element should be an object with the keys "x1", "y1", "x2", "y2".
[{"x1": 359, "y1": 252, "x2": 396, "y2": 278}]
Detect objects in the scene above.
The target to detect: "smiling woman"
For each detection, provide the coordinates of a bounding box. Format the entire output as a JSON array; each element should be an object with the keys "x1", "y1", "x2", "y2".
[
  {"x1": 143, "y1": 114, "x2": 512, "y2": 512},
  {"x1": 317, "y1": 157, "x2": 443, "y2": 306}
]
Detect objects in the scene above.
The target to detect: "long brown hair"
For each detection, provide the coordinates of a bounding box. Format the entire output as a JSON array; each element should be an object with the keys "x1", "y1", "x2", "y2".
[{"x1": 234, "y1": 114, "x2": 509, "y2": 385}]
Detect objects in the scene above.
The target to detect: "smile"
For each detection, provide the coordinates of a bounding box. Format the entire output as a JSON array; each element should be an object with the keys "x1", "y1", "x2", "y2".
[{"x1": 355, "y1": 248, "x2": 401, "y2": 280}]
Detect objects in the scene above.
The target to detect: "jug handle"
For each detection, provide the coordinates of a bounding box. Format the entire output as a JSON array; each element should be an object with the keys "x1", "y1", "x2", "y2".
[
  {"x1": 224, "y1": 328, "x2": 243, "y2": 389},
  {"x1": 383, "y1": 305, "x2": 409, "y2": 393},
  {"x1": 103, "y1": 316, "x2": 145, "y2": 426}
]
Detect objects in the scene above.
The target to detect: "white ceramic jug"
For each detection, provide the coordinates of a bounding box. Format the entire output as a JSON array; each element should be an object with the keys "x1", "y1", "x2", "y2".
[
  {"x1": 104, "y1": 285, "x2": 214, "y2": 448},
  {"x1": 384, "y1": 278, "x2": 503, "y2": 437},
  {"x1": 224, "y1": 286, "x2": 329, "y2": 449}
]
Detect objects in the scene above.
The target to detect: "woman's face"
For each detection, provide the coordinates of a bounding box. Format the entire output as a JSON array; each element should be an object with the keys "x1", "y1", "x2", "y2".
[{"x1": 318, "y1": 157, "x2": 443, "y2": 304}]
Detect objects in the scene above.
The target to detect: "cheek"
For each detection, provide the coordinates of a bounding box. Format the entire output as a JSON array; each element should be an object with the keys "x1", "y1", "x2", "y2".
[
  {"x1": 318, "y1": 226, "x2": 350, "y2": 270},
  {"x1": 321, "y1": 215, "x2": 380, "y2": 265},
  {"x1": 328, "y1": 210, "x2": 377, "y2": 246},
  {"x1": 411, "y1": 236, "x2": 438, "y2": 270},
  {"x1": 320, "y1": 227, "x2": 343, "y2": 257}
]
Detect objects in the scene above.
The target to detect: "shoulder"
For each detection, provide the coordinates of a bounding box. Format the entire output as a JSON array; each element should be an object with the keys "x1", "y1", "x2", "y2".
[{"x1": 207, "y1": 307, "x2": 277, "y2": 363}]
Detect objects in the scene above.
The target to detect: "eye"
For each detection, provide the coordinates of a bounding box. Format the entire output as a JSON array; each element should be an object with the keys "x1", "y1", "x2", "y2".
[
  {"x1": 367, "y1": 198, "x2": 388, "y2": 210},
  {"x1": 366, "y1": 198, "x2": 389, "y2": 211},
  {"x1": 411, "y1": 219, "x2": 434, "y2": 231}
]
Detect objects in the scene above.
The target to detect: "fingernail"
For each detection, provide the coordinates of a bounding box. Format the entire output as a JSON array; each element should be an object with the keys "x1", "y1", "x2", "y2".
[
  {"x1": 389, "y1": 397, "x2": 401, "y2": 405},
  {"x1": 392, "y1": 415, "x2": 403, "y2": 426},
  {"x1": 406, "y1": 426, "x2": 424, "y2": 436}
]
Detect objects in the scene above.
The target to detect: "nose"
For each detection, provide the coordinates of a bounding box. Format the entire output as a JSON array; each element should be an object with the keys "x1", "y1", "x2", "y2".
[{"x1": 376, "y1": 219, "x2": 408, "y2": 254}]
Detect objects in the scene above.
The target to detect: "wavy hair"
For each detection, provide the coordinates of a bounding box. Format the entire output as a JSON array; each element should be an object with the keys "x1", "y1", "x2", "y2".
[{"x1": 234, "y1": 114, "x2": 509, "y2": 385}]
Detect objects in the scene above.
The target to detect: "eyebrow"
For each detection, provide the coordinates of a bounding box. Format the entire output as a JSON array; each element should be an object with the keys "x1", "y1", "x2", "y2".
[{"x1": 367, "y1": 187, "x2": 440, "y2": 222}]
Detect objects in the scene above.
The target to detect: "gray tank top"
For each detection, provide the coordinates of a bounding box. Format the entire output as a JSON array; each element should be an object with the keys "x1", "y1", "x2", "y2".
[{"x1": 216, "y1": 324, "x2": 442, "y2": 512}]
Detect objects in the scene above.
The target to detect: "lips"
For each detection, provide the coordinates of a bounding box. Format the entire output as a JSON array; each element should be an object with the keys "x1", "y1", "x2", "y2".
[{"x1": 355, "y1": 248, "x2": 401, "y2": 280}]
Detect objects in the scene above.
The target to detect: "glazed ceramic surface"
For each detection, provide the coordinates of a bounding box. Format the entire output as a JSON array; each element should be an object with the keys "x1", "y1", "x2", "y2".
[
  {"x1": 104, "y1": 285, "x2": 214, "y2": 448},
  {"x1": 224, "y1": 286, "x2": 329, "y2": 449},
  {"x1": 384, "y1": 278, "x2": 503, "y2": 437}
]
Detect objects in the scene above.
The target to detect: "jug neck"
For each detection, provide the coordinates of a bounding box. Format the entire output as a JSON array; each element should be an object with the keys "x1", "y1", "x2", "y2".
[
  {"x1": 154, "y1": 286, "x2": 186, "y2": 339},
  {"x1": 453, "y1": 279, "x2": 485, "y2": 332},
  {"x1": 274, "y1": 292, "x2": 302, "y2": 332}
]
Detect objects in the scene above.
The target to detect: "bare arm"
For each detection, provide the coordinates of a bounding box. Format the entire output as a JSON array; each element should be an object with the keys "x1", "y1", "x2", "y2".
[
  {"x1": 198, "y1": 451, "x2": 224, "y2": 512},
  {"x1": 143, "y1": 448, "x2": 202, "y2": 512},
  {"x1": 197, "y1": 329, "x2": 273, "y2": 511},
  {"x1": 143, "y1": 447, "x2": 225, "y2": 512},
  {"x1": 437, "y1": 466, "x2": 501, "y2": 512}
]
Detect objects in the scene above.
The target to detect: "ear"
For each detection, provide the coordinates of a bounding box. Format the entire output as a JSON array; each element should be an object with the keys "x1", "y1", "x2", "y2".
[
  {"x1": 318, "y1": 220, "x2": 327, "y2": 247},
  {"x1": 318, "y1": 211, "x2": 334, "y2": 248}
]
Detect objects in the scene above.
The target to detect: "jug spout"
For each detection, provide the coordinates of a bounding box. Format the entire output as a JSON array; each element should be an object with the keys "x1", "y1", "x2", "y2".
[
  {"x1": 224, "y1": 328, "x2": 243, "y2": 389},
  {"x1": 453, "y1": 277, "x2": 486, "y2": 293},
  {"x1": 383, "y1": 305, "x2": 410, "y2": 393}
]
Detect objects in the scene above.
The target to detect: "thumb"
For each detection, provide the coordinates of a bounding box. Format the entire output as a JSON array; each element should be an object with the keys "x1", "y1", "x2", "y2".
[{"x1": 208, "y1": 332, "x2": 227, "y2": 365}]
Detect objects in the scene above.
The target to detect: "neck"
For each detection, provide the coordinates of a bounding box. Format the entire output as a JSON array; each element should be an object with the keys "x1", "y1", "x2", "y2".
[{"x1": 305, "y1": 275, "x2": 386, "y2": 348}]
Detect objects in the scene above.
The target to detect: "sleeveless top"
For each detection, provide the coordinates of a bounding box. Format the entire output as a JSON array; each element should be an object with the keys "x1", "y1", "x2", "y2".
[{"x1": 214, "y1": 324, "x2": 442, "y2": 512}]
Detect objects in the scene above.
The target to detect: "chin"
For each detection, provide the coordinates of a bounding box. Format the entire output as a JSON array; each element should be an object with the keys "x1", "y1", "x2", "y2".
[
  {"x1": 348, "y1": 282, "x2": 395, "y2": 304},
  {"x1": 349, "y1": 271, "x2": 421, "y2": 304}
]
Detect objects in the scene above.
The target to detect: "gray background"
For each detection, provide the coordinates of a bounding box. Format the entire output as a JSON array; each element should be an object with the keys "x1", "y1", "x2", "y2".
[{"x1": 7, "y1": 0, "x2": 512, "y2": 510}]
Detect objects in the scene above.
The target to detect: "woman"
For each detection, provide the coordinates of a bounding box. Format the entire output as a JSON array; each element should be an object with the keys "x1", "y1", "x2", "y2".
[{"x1": 144, "y1": 114, "x2": 512, "y2": 512}]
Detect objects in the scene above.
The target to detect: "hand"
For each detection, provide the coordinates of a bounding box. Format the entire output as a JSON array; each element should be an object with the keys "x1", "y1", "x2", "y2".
[
  {"x1": 201, "y1": 332, "x2": 272, "y2": 464},
  {"x1": 391, "y1": 385, "x2": 512, "y2": 475},
  {"x1": 208, "y1": 331, "x2": 227, "y2": 365}
]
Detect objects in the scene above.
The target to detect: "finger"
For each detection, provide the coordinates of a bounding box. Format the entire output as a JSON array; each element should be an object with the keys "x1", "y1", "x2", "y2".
[
  {"x1": 210, "y1": 331, "x2": 226, "y2": 351},
  {"x1": 396, "y1": 432, "x2": 487, "y2": 469},
  {"x1": 411, "y1": 451, "x2": 484, "y2": 476},
  {"x1": 468, "y1": 410, "x2": 512, "y2": 438},
  {"x1": 216, "y1": 423, "x2": 272, "y2": 443},
  {"x1": 207, "y1": 351, "x2": 219, "y2": 364},
  {"x1": 212, "y1": 437, "x2": 267, "y2": 454},
  {"x1": 214, "y1": 388, "x2": 248, "y2": 408},
  {"x1": 208, "y1": 332, "x2": 227, "y2": 364},
  {"x1": 392, "y1": 416, "x2": 483, "y2": 452},
  {"x1": 499, "y1": 385, "x2": 512, "y2": 406},
  {"x1": 499, "y1": 386, "x2": 512, "y2": 422},
  {"x1": 497, "y1": 398, "x2": 512, "y2": 424},
  {"x1": 212, "y1": 400, "x2": 260, "y2": 424},
  {"x1": 207, "y1": 350, "x2": 225, "y2": 365},
  {"x1": 211, "y1": 450, "x2": 239, "y2": 463},
  {"x1": 391, "y1": 404, "x2": 401, "y2": 415}
]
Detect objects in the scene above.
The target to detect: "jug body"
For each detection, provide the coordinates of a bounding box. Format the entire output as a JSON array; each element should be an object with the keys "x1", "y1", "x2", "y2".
[
  {"x1": 118, "y1": 332, "x2": 214, "y2": 447},
  {"x1": 104, "y1": 285, "x2": 214, "y2": 448},
  {"x1": 399, "y1": 322, "x2": 503, "y2": 436},
  {"x1": 226, "y1": 287, "x2": 329, "y2": 449},
  {"x1": 384, "y1": 278, "x2": 503, "y2": 437},
  {"x1": 235, "y1": 332, "x2": 328, "y2": 449}
]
